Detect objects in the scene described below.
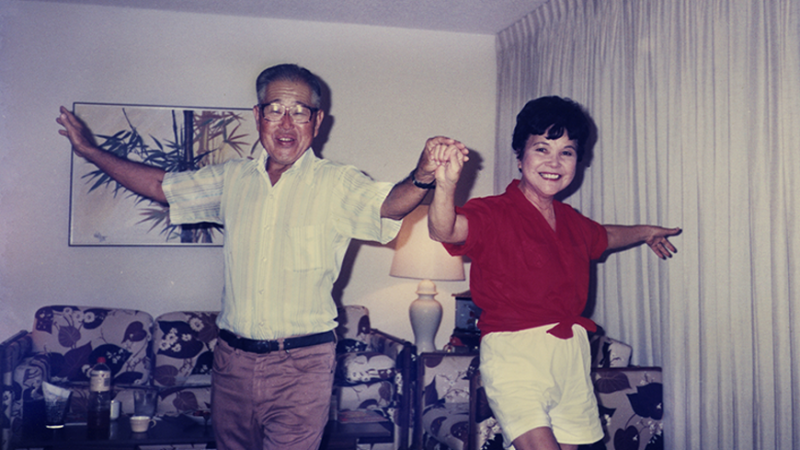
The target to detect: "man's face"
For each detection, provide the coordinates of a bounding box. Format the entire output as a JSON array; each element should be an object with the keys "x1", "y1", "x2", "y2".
[{"x1": 253, "y1": 79, "x2": 324, "y2": 172}]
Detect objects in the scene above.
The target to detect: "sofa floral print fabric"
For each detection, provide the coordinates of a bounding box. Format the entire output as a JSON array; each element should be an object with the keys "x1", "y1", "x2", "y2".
[
  {"x1": 333, "y1": 306, "x2": 405, "y2": 425},
  {"x1": 418, "y1": 355, "x2": 663, "y2": 450},
  {"x1": 418, "y1": 353, "x2": 490, "y2": 450},
  {"x1": 10, "y1": 306, "x2": 153, "y2": 425},
  {"x1": 32, "y1": 306, "x2": 151, "y2": 384},
  {"x1": 151, "y1": 311, "x2": 218, "y2": 417},
  {"x1": 153, "y1": 313, "x2": 217, "y2": 387},
  {"x1": 586, "y1": 369, "x2": 663, "y2": 450}
]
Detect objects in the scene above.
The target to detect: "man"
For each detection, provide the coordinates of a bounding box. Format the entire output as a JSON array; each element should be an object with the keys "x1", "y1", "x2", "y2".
[{"x1": 57, "y1": 63, "x2": 467, "y2": 450}]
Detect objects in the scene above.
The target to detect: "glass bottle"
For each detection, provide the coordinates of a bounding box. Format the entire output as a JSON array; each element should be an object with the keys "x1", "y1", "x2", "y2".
[{"x1": 87, "y1": 356, "x2": 111, "y2": 436}]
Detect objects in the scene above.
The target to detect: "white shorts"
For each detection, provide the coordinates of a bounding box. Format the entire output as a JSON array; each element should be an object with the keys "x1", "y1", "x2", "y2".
[{"x1": 480, "y1": 325, "x2": 603, "y2": 447}]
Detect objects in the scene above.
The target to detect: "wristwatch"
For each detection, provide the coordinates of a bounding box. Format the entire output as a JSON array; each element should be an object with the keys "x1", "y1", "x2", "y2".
[{"x1": 410, "y1": 170, "x2": 436, "y2": 189}]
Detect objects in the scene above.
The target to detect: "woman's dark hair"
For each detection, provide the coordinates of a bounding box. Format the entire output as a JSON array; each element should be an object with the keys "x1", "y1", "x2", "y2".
[
  {"x1": 511, "y1": 96, "x2": 590, "y2": 161},
  {"x1": 256, "y1": 64, "x2": 322, "y2": 108}
]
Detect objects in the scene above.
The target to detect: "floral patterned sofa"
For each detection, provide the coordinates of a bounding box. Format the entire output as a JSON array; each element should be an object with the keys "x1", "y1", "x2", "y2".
[
  {"x1": 333, "y1": 305, "x2": 415, "y2": 450},
  {"x1": 1, "y1": 305, "x2": 413, "y2": 450},
  {"x1": 1, "y1": 305, "x2": 155, "y2": 450},
  {"x1": 415, "y1": 336, "x2": 663, "y2": 450},
  {"x1": 1, "y1": 307, "x2": 220, "y2": 450}
]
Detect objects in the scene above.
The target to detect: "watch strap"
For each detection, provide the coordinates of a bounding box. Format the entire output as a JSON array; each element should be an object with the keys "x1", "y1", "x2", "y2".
[{"x1": 410, "y1": 170, "x2": 436, "y2": 189}]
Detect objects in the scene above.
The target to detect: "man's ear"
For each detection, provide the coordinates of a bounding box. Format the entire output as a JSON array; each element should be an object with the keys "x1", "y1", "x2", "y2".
[{"x1": 312, "y1": 109, "x2": 325, "y2": 138}]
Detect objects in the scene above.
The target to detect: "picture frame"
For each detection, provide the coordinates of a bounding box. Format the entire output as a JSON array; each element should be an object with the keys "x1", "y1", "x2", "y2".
[{"x1": 68, "y1": 102, "x2": 260, "y2": 246}]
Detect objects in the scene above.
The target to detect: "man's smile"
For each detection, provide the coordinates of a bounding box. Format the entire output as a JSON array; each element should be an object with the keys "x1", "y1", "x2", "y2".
[{"x1": 275, "y1": 135, "x2": 297, "y2": 145}]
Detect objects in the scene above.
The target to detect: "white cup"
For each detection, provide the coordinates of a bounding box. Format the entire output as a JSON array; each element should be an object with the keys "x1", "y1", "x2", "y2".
[{"x1": 129, "y1": 415, "x2": 156, "y2": 433}]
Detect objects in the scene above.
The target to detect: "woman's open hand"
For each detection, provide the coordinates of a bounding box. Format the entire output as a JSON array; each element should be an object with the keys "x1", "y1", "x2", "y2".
[{"x1": 644, "y1": 226, "x2": 681, "y2": 259}]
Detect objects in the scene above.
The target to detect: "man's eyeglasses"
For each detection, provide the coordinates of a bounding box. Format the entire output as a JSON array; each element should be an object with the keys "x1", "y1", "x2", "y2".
[{"x1": 257, "y1": 102, "x2": 318, "y2": 124}]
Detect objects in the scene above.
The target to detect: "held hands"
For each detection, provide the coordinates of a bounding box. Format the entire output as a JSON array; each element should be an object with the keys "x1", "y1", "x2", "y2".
[
  {"x1": 424, "y1": 137, "x2": 470, "y2": 244},
  {"x1": 644, "y1": 226, "x2": 681, "y2": 259},
  {"x1": 418, "y1": 136, "x2": 469, "y2": 190}
]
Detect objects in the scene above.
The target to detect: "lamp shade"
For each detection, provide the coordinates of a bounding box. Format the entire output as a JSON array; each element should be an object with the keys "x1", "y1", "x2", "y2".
[
  {"x1": 391, "y1": 204, "x2": 464, "y2": 353},
  {"x1": 389, "y1": 205, "x2": 465, "y2": 281}
]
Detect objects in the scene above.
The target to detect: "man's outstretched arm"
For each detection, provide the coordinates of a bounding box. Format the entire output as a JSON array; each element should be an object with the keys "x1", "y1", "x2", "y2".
[{"x1": 58, "y1": 106, "x2": 168, "y2": 204}]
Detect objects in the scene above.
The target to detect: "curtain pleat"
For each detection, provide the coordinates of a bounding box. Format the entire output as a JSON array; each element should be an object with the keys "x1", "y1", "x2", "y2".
[{"x1": 495, "y1": 0, "x2": 800, "y2": 448}]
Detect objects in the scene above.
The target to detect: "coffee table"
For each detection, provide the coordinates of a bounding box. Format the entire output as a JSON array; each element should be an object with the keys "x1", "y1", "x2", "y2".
[
  {"x1": 12, "y1": 417, "x2": 392, "y2": 450},
  {"x1": 320, "y1": 420, "x2": 393, "y2": 450},
  {"x1": 10, "y1": 414, "x2": 213, "y2": 449}
]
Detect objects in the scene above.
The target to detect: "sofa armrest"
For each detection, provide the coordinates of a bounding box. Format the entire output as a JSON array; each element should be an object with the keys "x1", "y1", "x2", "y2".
[
  {"x1": 367, "y1": 328, "x2": 411, "y2": 359},
  {"x1": 366, "y1": 328, "x2": 413, "y2": 450},
  {"x1": 2, "y1": 331, "x2": 40, "y2": 400},
  {"x1": 2, "y1": 331, "x2": 32, "y2": 436},
  {"x1": 414, "y1": 352, "x2": 480, "y2": 450},
  {"x1": 2, "y1": 330, "x2": 38, "y2": 446},
  {"x1": 591, "y1": 367, "x2": 663, "y2": 450},
  {"x1": 468, "y1": 370, "x2": 504, "y2": 450},
  {"x1": 2, "y1": 331, "x2": 32, "y2": 385}
]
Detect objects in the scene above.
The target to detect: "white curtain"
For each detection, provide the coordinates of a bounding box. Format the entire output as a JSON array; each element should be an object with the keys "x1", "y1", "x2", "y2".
[{"x1": 495, "y1": 0, "x2": 800, "y2": 448}]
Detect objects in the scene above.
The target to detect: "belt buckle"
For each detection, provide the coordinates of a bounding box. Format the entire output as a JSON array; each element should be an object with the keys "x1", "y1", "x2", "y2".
[
  {"x1": 256, "y1": 340, "x2": 275, "y2": 354},
  {"x1": 267, "y1": 339, "x2": 284, "y2": 353}
]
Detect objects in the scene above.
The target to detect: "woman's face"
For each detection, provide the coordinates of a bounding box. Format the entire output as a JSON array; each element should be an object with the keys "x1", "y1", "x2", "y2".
[{"x1": 518, "y1": 132, "x2": 578, "y2": 203}]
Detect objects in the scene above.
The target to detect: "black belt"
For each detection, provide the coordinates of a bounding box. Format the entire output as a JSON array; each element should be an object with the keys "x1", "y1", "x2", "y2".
[{"x1": 219, "y1": 329, "x2": 335, "y2": 354}]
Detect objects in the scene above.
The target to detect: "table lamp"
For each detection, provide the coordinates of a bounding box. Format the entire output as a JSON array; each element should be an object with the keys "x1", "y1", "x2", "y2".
[{"x1": 390, "y1": 205, "x2": 465, "y2": 353}]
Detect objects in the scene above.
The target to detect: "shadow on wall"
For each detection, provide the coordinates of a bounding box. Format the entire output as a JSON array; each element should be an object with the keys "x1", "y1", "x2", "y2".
[
  {"x1": 312, "y1": 77, "x2": 333, "y2": 158},
  {"x1": 332, "y1": 148, "x2": 483, "y2": 307}
]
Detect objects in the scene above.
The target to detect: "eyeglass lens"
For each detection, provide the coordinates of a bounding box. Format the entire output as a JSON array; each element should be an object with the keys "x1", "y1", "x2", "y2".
[{"x1": 261, "y1": 103, "x2": 313, "y2": 124}]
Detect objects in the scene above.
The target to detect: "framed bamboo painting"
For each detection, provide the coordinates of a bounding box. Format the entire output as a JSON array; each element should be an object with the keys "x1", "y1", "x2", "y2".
[{"x1": 68, "y1": 102, "x2": 259, "y2": 246}]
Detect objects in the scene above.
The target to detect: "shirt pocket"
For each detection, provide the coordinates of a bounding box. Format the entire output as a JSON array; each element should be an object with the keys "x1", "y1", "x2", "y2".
[{"x1": 287, "y1": 225, "x2": 325, "y2": 271}]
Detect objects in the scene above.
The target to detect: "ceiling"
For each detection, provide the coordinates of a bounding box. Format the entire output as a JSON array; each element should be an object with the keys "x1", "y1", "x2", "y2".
[{"x1": 29, "y1": 0, "x2": 550, "y2": 35}]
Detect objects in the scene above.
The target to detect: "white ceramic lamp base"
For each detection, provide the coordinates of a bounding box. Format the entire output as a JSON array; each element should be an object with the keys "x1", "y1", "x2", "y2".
[{"x1": 409, "y1": 279, "x2": 443, "y2": 353}]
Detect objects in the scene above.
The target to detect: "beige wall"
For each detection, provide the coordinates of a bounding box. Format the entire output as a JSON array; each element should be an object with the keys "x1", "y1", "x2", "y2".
[{"x1": 0, "y1": 0, "x2": 496, "y2": 347}]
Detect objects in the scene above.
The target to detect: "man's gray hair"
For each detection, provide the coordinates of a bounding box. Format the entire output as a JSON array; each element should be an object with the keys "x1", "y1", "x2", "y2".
[{"x1": 256, "y1": 64, "x2": 322, "y2": 108}]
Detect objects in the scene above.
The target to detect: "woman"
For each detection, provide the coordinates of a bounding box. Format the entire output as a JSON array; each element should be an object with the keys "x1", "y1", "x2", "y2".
[{"x1": 427, "y1": 96, "x2": 680, "y2": 450}]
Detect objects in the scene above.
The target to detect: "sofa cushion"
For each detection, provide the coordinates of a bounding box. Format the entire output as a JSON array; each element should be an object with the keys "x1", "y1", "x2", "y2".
[
  {"x1": 151, "y1": 312, "x2": 218, "y2": 418},
  {"x1": 335, "y1": 305, "x2": 371, "y2": 353},
  {"x1": 420, "y1": 354, "x2": 478, "y2": 407},
  {"x1": 156, "y1": 385, "x2": 213, "y2": 417},
  {"x1": 589, "y1": 367, "x2": 663, "y2": 450},
  {"x1": 152, "y1": 312, "x2": 218, "y2": 388},
  {"x1": 336, "y1": 351, "x2": 395, "y2": 385},
  {"x1": 421, "y1": 402, "x2": 470, "y2": 450},
  {"x1": 337, "y1": 380, "x2": 395, "y2": 412},
  {"x1": 591, "y1": 336, "x2": 633, "y2": 368},
  {"x1": 30, "y1": 306, "x2": 153, "y2": 385}
]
